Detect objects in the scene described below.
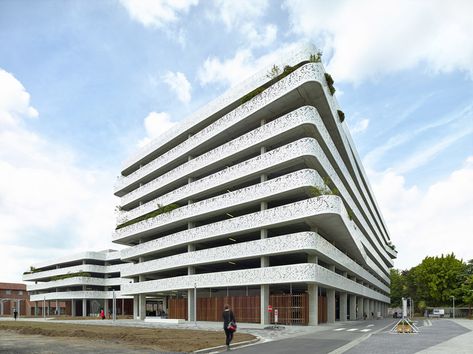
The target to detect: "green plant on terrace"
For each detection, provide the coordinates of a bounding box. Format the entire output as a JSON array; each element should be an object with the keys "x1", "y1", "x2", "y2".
[
  {"x1": 51, "y1": 272, "x2": 91, "y2": 281},
  {"x1": 240, "y1": 60, "x2": 311, "y2": 105},
  {"x1": 266, "y1": 64, "x2": 281, "y2": 79},
  {"x1": 337, "y1": 110, "x2": 345, "y2": 123},
  {"x1": 309, "y1": 51, "x2": 322, "y2": 63},
  {"x1": 116, "y1": 203, "x2": 181, "y2": 230},
  {"x1": 324, "y1": 73, "x2": 336, "y2": 95}
]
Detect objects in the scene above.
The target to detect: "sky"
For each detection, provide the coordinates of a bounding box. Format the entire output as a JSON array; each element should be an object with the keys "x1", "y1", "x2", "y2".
[{"x1": 0, "y1": 0, "x2": 472, "y2": 283}]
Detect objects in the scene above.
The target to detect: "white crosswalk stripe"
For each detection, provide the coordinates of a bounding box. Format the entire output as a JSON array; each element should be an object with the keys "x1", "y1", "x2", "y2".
[
  {"x1": 346, "y1": 328, "x2": 358, "y2": 332},
  {"x1": 366, "y1": 324, "x2": 374, "y2": 327},
  {"x1": 360, "y1": 329, "x2": 372, "y2": 332},
  {"x1": 334, "y1": 328, "x2": 346, "y2": 331}
]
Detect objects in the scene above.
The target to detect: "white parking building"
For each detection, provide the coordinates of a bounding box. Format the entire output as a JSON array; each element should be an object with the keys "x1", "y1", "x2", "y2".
[
  {"x1": 120, "y1": 43, "x2": 397, "y2": 325},
  {"x1": 23, "y1": 250, "x2": 133, "y2": 317}
]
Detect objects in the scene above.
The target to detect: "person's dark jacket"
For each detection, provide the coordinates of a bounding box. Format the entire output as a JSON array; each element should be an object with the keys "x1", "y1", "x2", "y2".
[{"x1": 223, "y1": 309, "x2": 235, "y2": 329}]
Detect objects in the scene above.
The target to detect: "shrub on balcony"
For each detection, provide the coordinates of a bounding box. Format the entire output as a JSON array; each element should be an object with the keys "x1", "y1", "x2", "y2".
[
  {"x1": 115, "y1": 203, "x2": 181, "y2": 230},
  {"x1": 309, "y1": 51, "x2": 322, "y2": 63},
  {"x1": 241, "y1": 59, "x2": 313, "y2": 105},
  {"x1": 324, "y1": 73, "x2": 336, "y2": 95},
  {"x1": 337, "y1": 110, "x2": 345, "y2": 123},
  {"x1": 51, "y1": 272, "x2": 91, "y2": 281}
]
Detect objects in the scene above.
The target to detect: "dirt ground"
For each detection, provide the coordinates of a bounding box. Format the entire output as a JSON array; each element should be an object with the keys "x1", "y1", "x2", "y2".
[{"x1": 0, "y1": 320, "x2": 255, "y2": 353}]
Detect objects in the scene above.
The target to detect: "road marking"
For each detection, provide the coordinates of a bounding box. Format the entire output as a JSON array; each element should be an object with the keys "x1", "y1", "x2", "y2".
[
  {"x1": 346, "y1": 328, "x2": 358, "y2": 332},
  {"x1": 334, "y1": 328, "x2": 346, "y2": 331},
  {"x1": 366, "y1": 324, "x2": 374, "y2": 327},
  {"x1": 423, "y1": 320, "x2": 432, "y2": 327},
  {"x1": 360, "y1": 329, "x2": 372, "y2": 332},
  {"x1": 328, "y1": 321, "x2": 397, "y2": 354}
]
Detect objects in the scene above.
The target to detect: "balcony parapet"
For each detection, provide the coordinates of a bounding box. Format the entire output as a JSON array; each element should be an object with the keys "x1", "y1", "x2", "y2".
[
  {"x1": 121, "y1": 43, "x2": 318, "y2": 174},
  {"x1": 117, "y1": 106, "x2": 322, "y2": 222},
  {"x1": 27, "y1": 276, "x2": 128, "y2": 291},
  {"x1": 23, "y1": 263, "x2": 124, "y2": 282},
  {"x1": 29, "y1": 290, "x2": 132, "y2": 302},
  {"x1": 122, "y1": 232, "x2": 389, "y2": 292},
  {"x1": 121, "y1": 263, "x2": 390, "y2": 303}
]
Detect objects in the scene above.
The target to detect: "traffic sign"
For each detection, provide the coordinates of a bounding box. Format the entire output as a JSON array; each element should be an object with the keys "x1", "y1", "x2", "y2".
[{"x1": 268, "y1": 305, "x2": 273, "y2": 312}]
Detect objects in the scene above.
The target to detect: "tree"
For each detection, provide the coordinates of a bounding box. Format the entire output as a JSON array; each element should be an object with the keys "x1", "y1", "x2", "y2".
[
  {"x1": 390, "y1": 254, "x2": 468, "y2": 310},
  {"x1": 390, "y1": 269, "x2": 406, "y2": 307}
]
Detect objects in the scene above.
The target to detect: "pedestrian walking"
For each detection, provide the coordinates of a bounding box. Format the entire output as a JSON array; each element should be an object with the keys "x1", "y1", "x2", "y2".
[
  {"x1": 13, "y1": 308, "x2": 18, "y2": 321},
  {"x1": 100, "y1": 308, "x2": 105, "y2": 320},
  {"x1": 222, "y1": 304, "x2": 236, "y2": 350}
]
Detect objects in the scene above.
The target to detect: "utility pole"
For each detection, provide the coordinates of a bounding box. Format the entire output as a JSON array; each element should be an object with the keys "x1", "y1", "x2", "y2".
[{"x1": 451, "y1": 296, "x2": 455, "y2": 319}]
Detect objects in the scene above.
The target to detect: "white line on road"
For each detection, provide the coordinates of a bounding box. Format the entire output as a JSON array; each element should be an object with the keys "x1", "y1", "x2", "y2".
[
  {"x1": 346, "y1": 328, "x2": 358, "y2": 332},
  {"x1": 366, "y1": 324, "x2": 374, "y2": 327},
  {"x1": 359, "y1": 329, "x2": 372, "y2": 332},
  {"x1": 334, "y1": 328, "x2": 346, "y2": 331},
  {"x1": 328, "y1": 321, "x2": 397, "y2": 354}
]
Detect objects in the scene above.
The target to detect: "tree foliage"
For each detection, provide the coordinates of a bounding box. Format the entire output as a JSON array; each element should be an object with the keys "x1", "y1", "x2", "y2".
[{"x1": 390, "y1": 254, "x2": 473, "y2": 310}]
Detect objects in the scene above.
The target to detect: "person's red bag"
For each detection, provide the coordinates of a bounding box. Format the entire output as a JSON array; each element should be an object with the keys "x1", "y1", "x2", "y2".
[{"x1": 227, "y1": 321, "x2": 237, "y2": 332}]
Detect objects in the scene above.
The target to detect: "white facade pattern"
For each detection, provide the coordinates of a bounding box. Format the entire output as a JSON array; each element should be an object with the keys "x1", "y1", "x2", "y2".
[{"x1": 116, "y1": 44, "x2": 397, "y2": 325}]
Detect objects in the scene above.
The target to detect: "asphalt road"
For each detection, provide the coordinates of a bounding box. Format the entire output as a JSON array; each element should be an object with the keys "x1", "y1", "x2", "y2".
[
  {"x1": 231, "y1": 319, "x2": 395, "y2": 354},
  {"x1": 231, "y1": 319, "x2": 472, "y2": 354},
  {"x1": 345, "y1": 319, "x2": 470, "y2": 354}
]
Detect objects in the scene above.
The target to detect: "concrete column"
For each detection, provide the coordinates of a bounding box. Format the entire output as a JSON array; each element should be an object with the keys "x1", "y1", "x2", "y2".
[
  {"x1": 104, "y1": 298, "x2": 108, "y2": 317},
  {"x1": 370, "y1": 299, "x2": 375, "y2": 318},
  {"x1": 188, "y1": 288, "x2": 195, "y2": 322},
  {"x1": 349, "y1": 295, "x2": 356, "y2": 321},
  {"x1": 139, "y1": 294, "x2": 146, "y2": 320},
  {"x1": 358, "y1": 297, "x2": 363, "y2": 320},
  {"x1": 55, "y1": 300, "x2": 59, "y2": 315},
  {"x1": 326, "y1": 264, "x2": 336, "y2": 323},
  {"x1": 82, "y1": 299, "x2": 87, "y2": 317},
  {"x1": 133, "y1": 295, "x2": 139, "y2": 319},
  {"x1": 260, "y1": 284, "x2": 269, "y2": 325},
  {"x1": 187, "y1": 241, "x2": 196, "y2": 322},
  {"x1": 308, "y1": 284, "x2": 318, "y2": 325},
  {"x1": 340, "y1": 292, "x2": 347, "y2": 322},
  {"x1": 327, "y1": 289, "x2": 336, "y2": 323},
  {"x1": 71, "y1": 300, "x2": 76, "y2": 317},
  {"x1": 363, "y1": 298, "x2": 369, "y2": 319},
  {"x1": 34, "y1": 302, "x2": 37, "y2": 317}
]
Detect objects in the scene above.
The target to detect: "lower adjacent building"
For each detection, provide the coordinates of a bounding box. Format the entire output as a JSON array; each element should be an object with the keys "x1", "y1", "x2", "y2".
[
  {"x1": 0, "y1": 282, "x2": 33, "y2": 317},
  {"x1": 22, "y1": 250, "x2": 133, "y2": 317}
]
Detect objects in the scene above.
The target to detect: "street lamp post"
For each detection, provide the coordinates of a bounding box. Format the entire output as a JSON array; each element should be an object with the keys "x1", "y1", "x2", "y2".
[{"x1": 451, "y1": 296, "x2": 455, "y2": 319}]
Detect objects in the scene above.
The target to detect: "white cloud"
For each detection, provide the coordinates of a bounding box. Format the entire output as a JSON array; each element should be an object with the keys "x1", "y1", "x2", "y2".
[
  {"x1": 284, "y1": 0, "x2": 473, "y2": 82},
  {"x1": 392, "y1": 128, "x2": 473, "y2": 174},
  {"x1": 363, "y1": 104, "x2": 473, "y2": 171},
  {"x1": 163, "y1": 71, "x2": 192, "y2": 104},
  {"x1": 209, "y1": 0, "x2": 277, "y2": 48},
  {"x1": 241, "y1": 23, "x2": 278, "y2": 48},
  {"x1": 0, "y1": 69, "x2": 117, "y2": 282},
  {"x1": 198, "y1": 42, "x2": 302, "y2": 88},
  {"x1": 137, "y1": 111, "x2": 177, "y2": 147},
  {"x1": 212, "y1": 0, "x2": 268, "y2": 30},
  {"x1": 369, "y1": 156, "x2": 473, "y2": 269},
  {"x1": 349, "y1": 118, "x2": 369, "y2": 135},
  {"x1": 119, "y1": 0, "x2": 198, "y2": 28},
  {"x1": 0, "y1": 69, "x2": 38, "y2": 126}
]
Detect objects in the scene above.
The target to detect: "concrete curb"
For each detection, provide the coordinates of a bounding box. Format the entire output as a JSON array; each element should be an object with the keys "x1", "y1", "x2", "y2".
[{"x1": 194, "y1": 337, "x2": 261, "y2": 353}]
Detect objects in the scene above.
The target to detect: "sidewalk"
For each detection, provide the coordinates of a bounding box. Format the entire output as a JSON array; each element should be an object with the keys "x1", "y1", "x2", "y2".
[{"x1": 415, "y1": 319, "x2": 473, "y2": 354}]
